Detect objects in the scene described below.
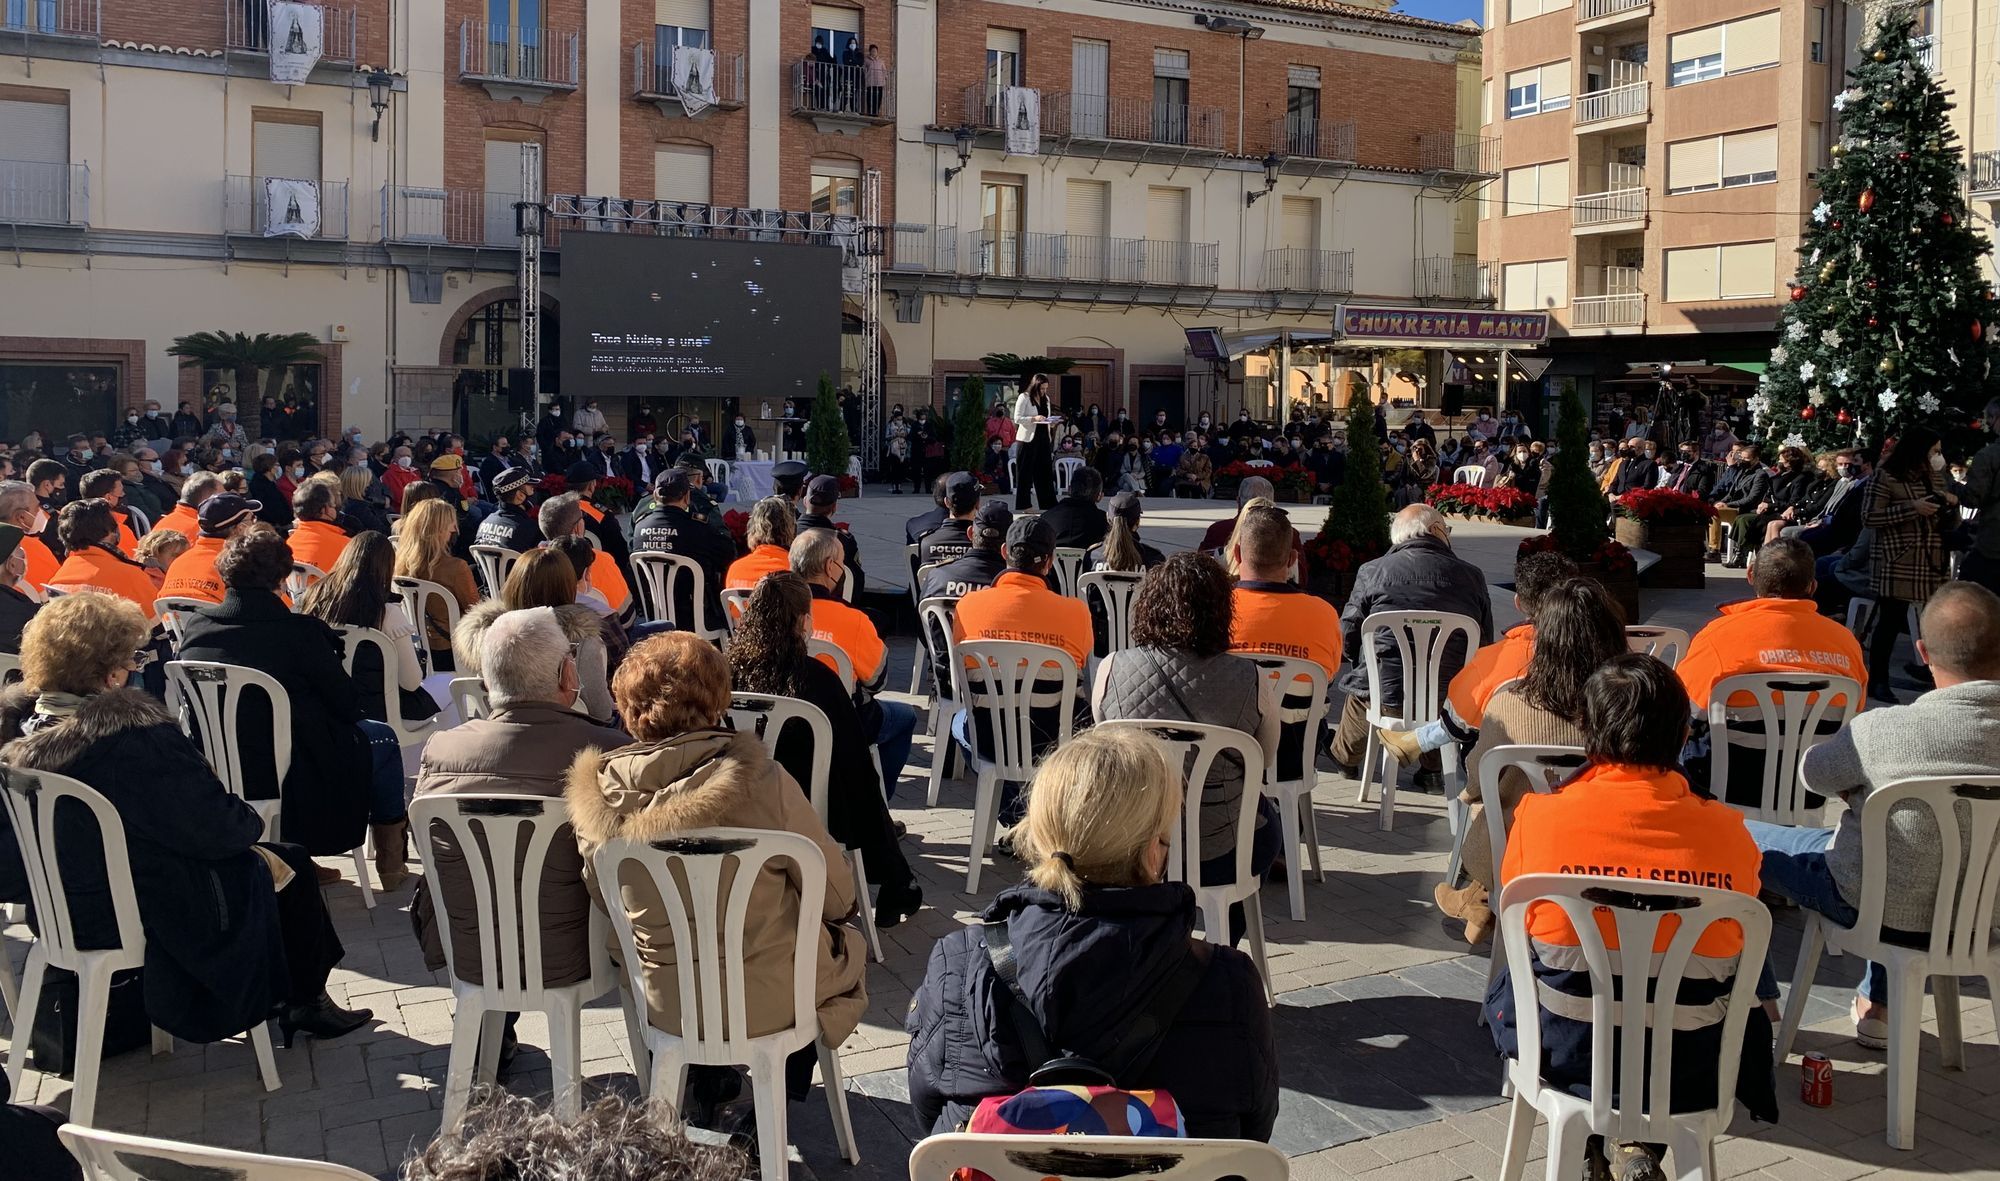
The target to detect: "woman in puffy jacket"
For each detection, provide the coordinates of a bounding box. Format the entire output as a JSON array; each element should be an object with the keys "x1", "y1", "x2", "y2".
[{"x1": 905, "y1": 727, "x2": 1278, "y2": 1139}]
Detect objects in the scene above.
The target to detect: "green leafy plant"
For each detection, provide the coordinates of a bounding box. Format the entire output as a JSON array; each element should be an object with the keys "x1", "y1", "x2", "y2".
[
  {"x1": 1318, "y1": 397, "x2": 1391, "y2": 558},
  {"x1": 950, "y1": 373, "x2": 990, "y2": 474},
  {"x1": 979, "y1": 353, "x2": 1077, "y2": 381},
  {"x1": 1545, "y1": 383, "x2": 1610, "y2": 558},
  {"x1": 166, "y1": 330, "x2": 322, "y2": 403},
  {"x1": 804, "y1": 371, "x2": 852, "y2": 479}
]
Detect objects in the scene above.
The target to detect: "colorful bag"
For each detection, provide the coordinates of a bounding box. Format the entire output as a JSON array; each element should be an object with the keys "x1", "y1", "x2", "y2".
[{"x1": 969, "y1": 1084, "x2": 1185, "y2": 1138}]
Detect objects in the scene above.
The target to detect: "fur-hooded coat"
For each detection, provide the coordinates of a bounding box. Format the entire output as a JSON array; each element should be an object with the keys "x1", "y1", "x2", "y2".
[
  {"x1": 566, "y1": 728, "x2": 865, "y2": 1044},
  {"x1": 0, "y1": 685, "x2": 285, "y2": 1043}
]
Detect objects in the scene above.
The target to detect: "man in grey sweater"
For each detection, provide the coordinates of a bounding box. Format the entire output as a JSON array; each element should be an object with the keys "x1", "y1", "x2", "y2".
[{"x1": 1746, "y1": 581, "x2": 2000, "y2": 1048}]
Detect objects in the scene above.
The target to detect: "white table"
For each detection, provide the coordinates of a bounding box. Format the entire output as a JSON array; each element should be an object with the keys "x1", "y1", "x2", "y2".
[{"x1": 728, "y1": 460, "x2": 776, "y2": 503}]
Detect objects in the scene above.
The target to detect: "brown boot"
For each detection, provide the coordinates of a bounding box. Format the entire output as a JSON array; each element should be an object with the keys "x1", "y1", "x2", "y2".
[
  {"x1": 1434, "y1": 880, "x2": 1494, "y2": 944},
  {"x1": 1376, "y1": 726, "x2": 1422, "y2": 765},
  {"x1": 313, "y1": 864, "x2": 342, "y2": 885},
  {"x1": 371, "y1": 819, "x2": 411, "y2": 892}
]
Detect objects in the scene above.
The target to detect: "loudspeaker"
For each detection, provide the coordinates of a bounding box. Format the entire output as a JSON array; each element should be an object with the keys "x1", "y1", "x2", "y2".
[
  {"x1": 1441, "y1": 385, "x2": 1465, "y2": 417},
  {"x1": 505, "y1": 368, "x2": 534, "y2": 412}
]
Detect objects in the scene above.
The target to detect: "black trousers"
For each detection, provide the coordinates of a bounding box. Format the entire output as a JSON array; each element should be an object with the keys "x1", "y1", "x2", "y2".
[
  {"x1": 1016, "y1": 432, "x2": 1057, "y2": 511},
  {"x1": 265, "y1": 842, "x2": 346, "y2": 1006}
]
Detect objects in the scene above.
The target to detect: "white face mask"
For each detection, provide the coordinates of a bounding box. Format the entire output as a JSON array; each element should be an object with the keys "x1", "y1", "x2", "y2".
[
  {"x1": 290, "y1": 465, "x2": 306, "y2": 479},
  {"x1": 76, "y1": 448, "x2": 93, "y2": 461},
  {"x1": 125, "y1": 415, "x2": 138, "y2": 425},
  {"x1": 149, "y1": 460, "x2": 164, "y2": 474},
  {"x1": 396, "y1": 456, "x2": 413, "y2": 469},
  {"x1": 1930, "y1": 452, "x2": 1947, "y2": 472},
  {"x1": 30, "y1": 509, "x2": 48, "y2": 534},
  {"x1": 180, "y1": 463, "x2": 194, "y2": 476},
  {"x1": 735, "y1": 419, "x2": 745, "y2": 427},
  {"x1": 145, "y1": 409, "x2": 159, "y2": 418}
]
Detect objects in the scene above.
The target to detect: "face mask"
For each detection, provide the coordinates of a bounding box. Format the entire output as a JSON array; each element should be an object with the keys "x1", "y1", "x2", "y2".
[
  {"x1": 1930, "y1": 452, "x2": 1947, "y2": 472},
  {"x1": 551, "y1": 408, "x2": 562, "y2": 417},
  {"x1": 125, "y1": 415, "x2": 138, "y2": 425},
  {"x1": 77, "y1": 448, "x2": 93, "y2": 460},
  {"x1": 290, "y1": 465, "x2": 306, "y2": 479},
  {"x1": 526, "y1": 446, "x2": 539, "y2": 459},
  {"x1": 180, "y1": 464, "x2": 194, "y2": 476},
  {"x1": 30, "y1": 509, "x2": 48, "y2": 534},
  {"x1": 396, "y1": 456, "x2": 413, "y2": 469},
  {"x1": 735, "y1": 419, "x2": 745, "y2": 427},
  {"x1": 1837, "y1": 463, "x2": 1854, "y2": 478},
  {"x1": 150, "y1": 460, "x2": 164, "y2": 474},
  {"x1": 146, "y1": 409, "x2": 159, "y2": 419}
]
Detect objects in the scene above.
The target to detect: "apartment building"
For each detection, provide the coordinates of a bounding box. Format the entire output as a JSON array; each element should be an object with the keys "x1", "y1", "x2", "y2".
[
  {"x1": 0, "y1": 0, "x2": 1479, "y2": 444},
  {"x1": 1922, "y1": 0, "x2": 2000, "y2": 288},
  {"x1": 1478, "y1": 0, "x2": 1844, "y2": 392}
]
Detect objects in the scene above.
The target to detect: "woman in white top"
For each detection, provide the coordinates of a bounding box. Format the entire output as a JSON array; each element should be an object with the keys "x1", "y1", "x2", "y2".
[
  {"x1": 1013, "y1": 373, "x2": 1059, "y2": 511},
  {"x1": 298, "y1": 531, "x2": 442, "y2": 724}
]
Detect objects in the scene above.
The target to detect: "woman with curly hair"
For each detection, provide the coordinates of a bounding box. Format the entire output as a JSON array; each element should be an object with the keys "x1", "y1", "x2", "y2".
[
  {"x1": 1091, "y1": 552, "x2": 1279, "y2": 944},
  {"x1": 727, "y1": 571, "x2": 921, "y2": 927}
]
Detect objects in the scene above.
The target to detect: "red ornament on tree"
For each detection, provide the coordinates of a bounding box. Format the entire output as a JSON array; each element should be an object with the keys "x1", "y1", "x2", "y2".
[
  {"x1": 1975, "y1": 320, "x2": 1986, "y2": 341},
  {"x1": 1898, "y1": 151, "x2": 1911, "y2": 161},
  {"x1": 1837, "y1": 408, "x2": 1855, "y2": 426},
  {"x1": 1943, "y1": 212, "x2": 1957, "y2": 225},
  {"x1": 1790, "y1": 285, "x2": 1807, "y2": 301},
  {"x1": 1868, "y1": 315, "x2": 1880, "y2": 327},
  {"x1": 1858, "y1": 187, "x2": 1877, "y2": 213},
  {"x1": 1800, "y1": 405, "x2": 1817, "y2": 420},
  {"x1": 1831, "y1": 220, "x2": 1843, "y2": 229},
  {"x1": 1866, "y1": 280, "x2": 1880, "y2": 290}
]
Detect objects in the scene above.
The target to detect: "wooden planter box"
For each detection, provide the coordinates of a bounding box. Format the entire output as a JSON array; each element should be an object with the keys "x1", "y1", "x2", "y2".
[
  {"x1": 1614, "y1": 518, "x2": 1707, "y2": 589},
  {"x1": 1577, "y1": 557, "x2": 1643, "y2": 624}
]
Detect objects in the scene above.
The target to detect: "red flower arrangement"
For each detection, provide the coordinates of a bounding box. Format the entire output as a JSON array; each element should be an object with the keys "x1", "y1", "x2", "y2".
[
  {"x1": 594, "y1": 476, "x2": 637, "y2": 514},
  {"x1": 1517, "y1": 532, "x2": 1638, "y2": 577},
  {"x1": 722, "y1": 509, "x2": 750, "y2": 554},
  {"x1": 1217, "y1": 460, "x2": 1302, "y2": 482},
  {"x1": 1302, "y1": 532, "x2": 1381, "y2": 575},
  {"x1": 536, "y1": 474, "x2": 568, "y2": 498},
  {"x1": 837, "y1": 473, "x2": 859, "y2": 497},
  {"x1": 1613, "y1": 487, "x2": 1717, "y2": 525},
  {"x1": 1425, "y1": 482, "x2": 1535, "y2": 521}
]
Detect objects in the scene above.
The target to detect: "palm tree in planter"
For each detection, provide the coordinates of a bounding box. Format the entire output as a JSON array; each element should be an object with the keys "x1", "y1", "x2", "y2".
[{"x1": 166, "y1": 331, "x2": 323, "y2": 406}]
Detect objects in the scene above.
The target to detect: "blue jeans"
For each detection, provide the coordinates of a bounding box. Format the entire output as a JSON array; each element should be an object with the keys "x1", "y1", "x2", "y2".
[
  {"x1": 874, "y1": 700, "x2": 917, "y2": 800},
  {"x1": 1745, "y1": 820, "x2": 1885, "y2": 1003},
  {"x1": 355, "y1": 719, "x2": 408, "y2": 824}
]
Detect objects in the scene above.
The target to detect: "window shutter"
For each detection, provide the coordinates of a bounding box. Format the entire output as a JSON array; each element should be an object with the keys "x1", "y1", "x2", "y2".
[
  {"x1": 1539, "y1": 61, "x2": 1570, "y2": 101},
  {"x1": 1667, "y1": 137, "x2": 1721, "y2": 191},
  {"x1": 985, "y1": 27, "x2": 1021, "y2": 54},
  {"x1": 1280, "y1": 196, "x2": 1318, "y2": 251},
  {"x1": 1153, "y1": 49, "x2": 1190, "y2": 78},
  {"x1": 656, "y1": 144, "x2": 712, "y2": 203},
  {"x1": 1065, "y1": 179, "x2": 1109, "y2": 238},
  {"x1": 1541, "y1": 160, "x2": 1569, "y2": 205},
  {"x1": 1504, "y1": 166, "x2": 1533, "y2": 215},
  {"x1": 1726, "y1": 11, "x2": 1780, "y2": 70},
  {"x1": 1669, "y1": 25, "x2": 1724, "y2": 64},
  {"x1": 1665, "y1": 246, "x2": 1718, "y2": 302},
  {"x1": 1507, "y1": 0, "x2": 1541, "y2": 22},
  {"x1": 811, "y1": 4, "x2": 860, "y2": 32},
  {"x1": 1721, "y1": 128, "x2": 1777, "y2": 179},
  {"x1": 1146, "y1": 186, "x2": 1188, "y2": 241},
  {"x1": 1536, "y1": 260, "x2": 1567, "y2": 308},
  {"x1": 1503, "y1": 262, "x2": 1538, "y2": 310},
  {"x1": 0, "y1": 98, "x2": 67, "y2": 165},
  {"x1": 484, "y1": 138, "x2": 527, "y2": 195},
  {"x1": 253, "y1": 119, "x2": 321, "y2": 182},
  {"x1": 1288, "y1": 65, "x2": 1320, "y2": 88},
  {"x1": 655, "y1": 0, "x2": 708, "y2": 29},
  {"x1": 811, "y1": 155, "x2": 861, "y2": 178},
  {"x1": 1718, "y1": 241, "x2": 1775, "y2": 297}
]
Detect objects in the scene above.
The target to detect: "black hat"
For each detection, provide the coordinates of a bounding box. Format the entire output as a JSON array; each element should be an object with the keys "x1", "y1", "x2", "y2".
[
  {"x1": 492, "y1": 467, "x2": 535, "y2": 496},
  {"x1": 563, "y1": 461, "x2": 600, "y2": 487},
  {"x1": 676, "y1": 454, "x2": 708, "y2": 475},
  {"x1": 805, "y1": 474, "x2": 842, "y2": 505},
  {"x1": 0, "y1": 524, "x2": 22, "y2": 567},
  {"x1": 944, "y1": 471, "x2": 980, "y2": 513},
  {"x1": 972, "y1": 499, "x2": 1013, "y2": 543},
  {"x1": 1004, "y1": 514, "x2": 1055, "y2": 563},
  {"x1": 197, "y1": 493, "x2": 261, "y2": 537},
  {"x1": 1108, "y1": 490, "x2": 1143, "y2": 524},
  {"x1": 771, "y1": 459, "x2": 809, "y2": 494},
  {"x1": 655, "y1": 467, "x2": 692, "y2": 497}
]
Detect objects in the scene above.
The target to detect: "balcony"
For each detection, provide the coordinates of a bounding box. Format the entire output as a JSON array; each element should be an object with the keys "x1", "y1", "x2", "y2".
[
  {"x1": 0, "y1": 159, "x2": 88, "y2": 227},
  {"x1": 1271, "y1": 116, "x2": 1356, "y2": 164},
  {"x1": 1972, "y1": 150, "x2": 2000, "y2": 197},
  {"x1": 459, "y1": 20, "x2": 578, "y2": 103},
  {"x1": 382, "y1": 185, "x2": 535, "y2": 248},
  {"x1": 1263, "y1": 248, "x2": 1353, "y2": 294},
  {"x1": 1573, "y1": 185, "x2": 1646, "y2": 232},
  {"x1": 632, "y1": 43, "x2": 744, "y2": 117},
  {"x1": 790, "y1": 62, "x2": 893, "y2": 135},
  {"x1": 1572, "y1": 292, "x2": 1645, "y2": 328},
  {"x1": 224, "y1": 175, "x2": 348, "y2": 240},
  {"x1": 1045, "y1": 92, "x2": 1226, "y2": 151},
  {"x1": 888, "y1": 223, "x2": 957, "y2": 273},
  {"x1": 1415, "y1": 256, "x2": 1496, "y2": 303},
  {"x1": 2, "y1": 0, "x2": 98, "y2": 40},
  {"x1": 1576, "y1": 0, "x2": 1649, "y2": 30},
  {"x1": 1420, "y1": 132, "x2": 1499, "y2": 176},
  {"x1": 226, "y1": 1, "x2": 360, "y2": 64},
  {"x1": 1574, "y1": 80, "x2": 1648, "y2": 130},
  {"x1": 969, "y1": 231, "x2": 1218, "y2": 287},
  {"x1": 961, "y1": 83, "x2": 1007, "y2": 130}
]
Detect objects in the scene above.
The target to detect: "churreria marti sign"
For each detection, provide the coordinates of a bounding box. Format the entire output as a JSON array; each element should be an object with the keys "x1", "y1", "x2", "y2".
[{"x1": 1334, "y1": 305, "x2": 1550, "y2": 347}]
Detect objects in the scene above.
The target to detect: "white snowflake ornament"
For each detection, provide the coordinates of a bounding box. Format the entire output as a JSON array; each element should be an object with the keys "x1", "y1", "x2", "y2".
[
  {"x1": 1833, "y1": 89, "x2": 1860, "y2": 111},
  {"x1": 1798, "y1": 360, "x2": 1818, "y2": 381},
  {"x1": 1878, "y1": 388, "x2": 1900, "y2": 411},
  {"x1": 1783, "y1": 432, "x2": 1810, "y2": 450},
  {"x1": 1821, "y1": 328, "x2": 1843, "y2": 348},
  {"x1": 1919, "y1": 393, "x2": 1941, "y2": 413},
  {"x1": 1786, "y1": 321, "x2": 1809, "y2": 341},
  {"x1": 1812, "y1": 200, "x2": 1833, "y2": 223},
  {"x1": 1747, "y1": 393, "x2": 1772, "y2": 420},
  {"x1": 1832, "y1": 367, "x2": 1851, "y2": 386},
  {"x1": 1808, "y1": 387, "x2": 1828, "y2": 405},
  {"x1": 1771, "y1": 345, "x2": 1790, "y2": 364}
]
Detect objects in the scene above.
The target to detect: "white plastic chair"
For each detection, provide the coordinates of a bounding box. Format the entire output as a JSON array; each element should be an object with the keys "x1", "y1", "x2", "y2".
[
  {"x1": 153, "y1": 595, "x2": 211, "y2": 649},
  {"x1": 1354, "y1": 610, "x2": 1482, "y2": 832},
  {"x1": 706, "y1": 457, "x2": 731, "y2": 500},
  {"x1": 165, "y1": 659, "x2": 375, "y2": 909},
  {"x1": 1494, "y1": 874, "x2": 1771, "y2": 1181},
  {"x1": 394, "y1": 575, "x2": 462, "y2": 679},
  {"x1": 1454, "y1": 464, "x2": 1491, "y2": 488},
  {"x1": 1007, "y1": 457, "x2": 1019, "y2": 493},
  {"x1": 0, "y1": 650, "x2": 17, "y2": 687},
  {"x1": 337, "y1": 625, "x2": 439, "y2": 749},
  {"x1": 1077, "y1": 569, "x2": 1144, "y2": 655},
  {"x1": 61, "y1": 1125, "x2": 367, "y2": 1180},
  {"x1": 957, "y1": 640, "x2": 1080, "y2": 893},
  {"x1": 1, "y1": 765, "x2": 280, "y2": 1126},
  {"x1": 809, "y1": 638, "x2": 857, "y2": 694},
  {"x1": 1050, "y1": 546, "x2": 1087, "y2": 598},
  {"x1": 1774, "y1": 775, "x2": 2000, "y2": 1150},
  {"x1": 409, "y1": 793, "x2": 631, "y2": 1129},
  {"x1": 907, "y1": 1133, "x2": 1288, "y2": 1181},
  {"x1": 1623, "y1": 625, "x2": 1692, "y2": 668},
  {"x1": 1846, "y1": 596, "x2": 1923, "y2": 653},
  {"x1": 469, "y1": 544, "x2": 522, "y2": 595},
  {"x1": 721, "y1": 587, "x2": 754, "y2": 634},
  {"x1": 726, "y1": 692, "x2": 885, "y2": 964},
  {"x1": 1246, "y1": 656, "x2": 1330, "y2": 922},
  {"x1": 447, "y1": 677, "x2": 491, "y2": 722},
  {"x1": 1463, "y1": 745, "x2": 1588, "y2": 1023},
  {"x1": 1054, "y1": 455, "x2": 1084, "y2": 497},
  {"x1": 918, "y1": 597, "x2": 965, "y2": 805},
  {"x1": 592, "y1": 829, "x2": 862, "y2": 1180},
  {"x1": 1707, "y1": 672, "x2": 1862, "y2": 825},
  {"x1": 631, "y1": 551, "x2": 727, "y2": 643},
  {"x1": 285, "y1": 561, "x2": 325, "y2": 604},
  {"x1": 847, "y1": 454, "x2": 865, "y2": 497},
  {"x1": 1096, "y1": 720, "x2": 1273, "y2": 1004}
]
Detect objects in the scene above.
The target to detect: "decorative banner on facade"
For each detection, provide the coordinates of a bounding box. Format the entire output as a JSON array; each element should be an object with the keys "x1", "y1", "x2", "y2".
[
  {"x1": 672, "y1": 45, "x2": 717, "y2": 116},
  {"x1": 264, "y1": 177, "x2": 321, "y2": 238},
  {"x1": 267, "y1": 2, "x2": 325, "y2": 83},
  {"x1": 1334, "y1": 304, "x2": 1549, "y2": 347},
  {"x1": 1003, "y1": 86, "x2": 1040, "y2": 155}
]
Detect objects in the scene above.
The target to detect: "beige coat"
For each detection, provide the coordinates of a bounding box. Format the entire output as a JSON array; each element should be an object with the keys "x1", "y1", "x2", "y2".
[
  {"x1": 566, "y1": 729, "x2": 866, "y2": 1045},
  {"x1": 1459, "y1": 688, "x2": 1589, "y2": 890}
]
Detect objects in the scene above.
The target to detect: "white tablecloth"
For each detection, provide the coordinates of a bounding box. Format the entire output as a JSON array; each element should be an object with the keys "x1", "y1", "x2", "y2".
[{"x1": 727, "y1": 460, "x2": 776, "y2": 503}]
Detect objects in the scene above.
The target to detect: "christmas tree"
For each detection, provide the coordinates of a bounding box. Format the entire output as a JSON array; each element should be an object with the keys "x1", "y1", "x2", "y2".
[
  {"x1": 1320, "y1": 396, "x2": 1390, "y2": 556},
  {"x1": 949, "y1": 373, "x2": 990, "y2": 474},
  {"x1": 1757, "y1": 8, "x2": 1994, "y2": 451},
  {"x1": 804, "y1": 372, "x2": 851, "y2": 478}
]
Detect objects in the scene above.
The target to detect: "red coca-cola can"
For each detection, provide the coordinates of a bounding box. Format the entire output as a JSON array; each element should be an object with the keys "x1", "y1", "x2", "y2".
[{"x1": 1801, "y1": 1052, "x2": 1834, "y2": 1107}]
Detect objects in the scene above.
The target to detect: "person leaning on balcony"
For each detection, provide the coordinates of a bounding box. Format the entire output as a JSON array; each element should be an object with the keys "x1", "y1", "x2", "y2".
[{"x1": 864, "y1": 44, "x2": 886, "y2": 116}]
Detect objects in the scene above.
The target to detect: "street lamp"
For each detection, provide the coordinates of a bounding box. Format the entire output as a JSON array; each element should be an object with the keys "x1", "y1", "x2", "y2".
[
  {"x1": 943, "y1": 125, "x2": 976, "y2": 186},
  {"x1": 366, "y1": 69, "x2": 394, "y2": 142},
  {"x1": 1197, "y1": 14, "x2": 1265, "y2": 153},
  {"x1": 1245, "y1": 151, "x2": 1284, "y2": 207}
]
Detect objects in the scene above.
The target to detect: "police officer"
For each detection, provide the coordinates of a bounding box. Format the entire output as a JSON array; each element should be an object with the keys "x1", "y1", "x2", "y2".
[
  {"x1": 915, "y1": 471, "x2": 982, "y2": 568},
  {"x1": 919, "y1": 500, "x2": 1010, "y2": 601},
  {"x1": 770, "y1": 459, "x2": 809, "y2": 513},
  {"x1": 474, "y1": 467, "x2": 542, "y2": 554},
  {"x1": 631, "y1": 466, "x2": 732, "y2": 631},
  {"x1": 797, "y1": 474, "x2": 863, "y2": 603}
]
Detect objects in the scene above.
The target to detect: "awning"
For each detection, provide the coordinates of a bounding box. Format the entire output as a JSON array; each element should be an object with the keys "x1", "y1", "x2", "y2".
[{"x1": 1721, "y1": 362, "x2": 1767, "y2": 377}]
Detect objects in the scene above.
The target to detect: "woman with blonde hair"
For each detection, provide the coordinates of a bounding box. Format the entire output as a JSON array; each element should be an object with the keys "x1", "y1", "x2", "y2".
[
  {"x1": 724, "y1": 496, "x2": 798, "y2": 589},
  {"x1": 394, "y1": 497, "x2": 479, "y2": 672},
  {"x1": 907, "y1": 727, "x2": 1278, "y2": 1139},
  {"x1": 1086, "y1": 490, "x2": 1165, "y2": 573},
  {"x1": 134, "y1": 527, "x2": 190, "y2": 588},
  {"x1": 501, "y1": 547, "x2": 615, "y2": 723},
  {"x1": 568, "y1": 631, "x2": 863, "y2": 1118}
]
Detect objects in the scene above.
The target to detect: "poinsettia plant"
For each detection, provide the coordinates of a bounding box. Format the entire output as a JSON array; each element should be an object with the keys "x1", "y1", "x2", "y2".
[
  {"x1": 1426, "y1": 482, "x2": 1535, "y2": 520},
  {"x1": 1302, "y1": 531, "x2": 1382, "y2": 575},
  {"x1": 1613, "y1": 488, "x2": 1717, "y2": 525},
  {"x1": 535, "y1": 474, "x2": 569, "y2": 499},
  {"x1": 593, "y1": 476, "x2": 637, "y2": 514},
  {"x1": 722, "y1": 509, "x2": 750, "y2": 554},
  {"x1": 1273, "y1": 467, "x2": 1318, "y2": 501},
  {"x1": 1517, "y1": 532, "x2": 1637, "y2": 577}
]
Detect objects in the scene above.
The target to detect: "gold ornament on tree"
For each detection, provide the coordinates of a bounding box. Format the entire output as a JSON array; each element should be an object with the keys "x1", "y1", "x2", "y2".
[
  {"x1": 1873, "y1": 48, "x2": 1888, "y2": 61},
  {"x1": 1858, "y1": 186, "x2": 1877, "y2": 213},
  {"x1": 1878, "y1": 355, "x2": 1898, "y2": 375}
]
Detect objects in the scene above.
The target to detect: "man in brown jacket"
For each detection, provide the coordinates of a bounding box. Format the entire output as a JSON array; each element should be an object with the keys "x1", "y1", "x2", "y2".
[{"x1": 409, "y1": 607, "x2": 630, "y2": 1066}]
